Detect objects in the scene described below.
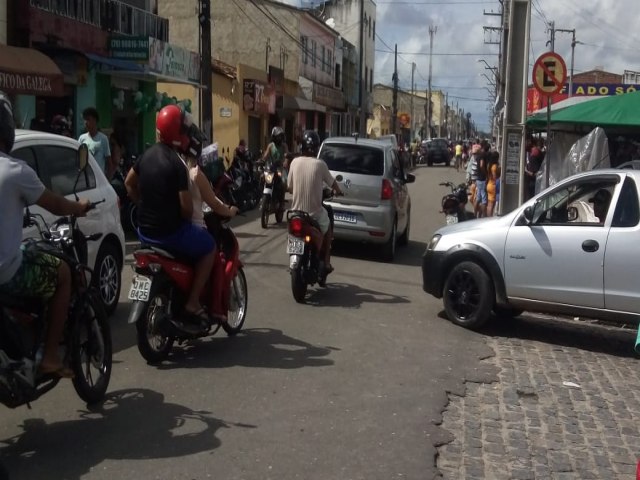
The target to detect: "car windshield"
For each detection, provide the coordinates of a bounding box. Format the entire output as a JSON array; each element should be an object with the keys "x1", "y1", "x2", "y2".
[{"x1": 319, "y1": 144, "x2": 385, "y2": 176}]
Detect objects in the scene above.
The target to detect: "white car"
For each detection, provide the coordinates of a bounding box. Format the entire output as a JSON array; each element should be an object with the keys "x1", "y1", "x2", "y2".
[
  {"x1": 422, "y1": 169, "x2": 640, "y2": 329},
  {"x1": 11, "y1": 130, "x2": 125, "y2": 316}
]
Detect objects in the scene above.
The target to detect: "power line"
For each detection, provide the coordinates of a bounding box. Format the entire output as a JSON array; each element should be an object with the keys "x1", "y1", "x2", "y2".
[{"x1": 376, "y1": 49, "x2": 498, "y2": 56}]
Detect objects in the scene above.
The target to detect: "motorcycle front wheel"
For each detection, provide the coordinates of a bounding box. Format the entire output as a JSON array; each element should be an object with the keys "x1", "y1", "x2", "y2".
[
  {"x1": 223, "y1": 267, "x2": 248, "y2": 336},
  {"x1": 71, "y1": 294, "x2": 112, "y2": 405},
  {"x1": 136, "y1": 284, "x2": 175, "y2": 364},
  {"x1": 291, "y1": 267, "x2": 307, "y2": 303},
  {"x1": 261, "y1": 194, "x2": 271, "y2": 228}
]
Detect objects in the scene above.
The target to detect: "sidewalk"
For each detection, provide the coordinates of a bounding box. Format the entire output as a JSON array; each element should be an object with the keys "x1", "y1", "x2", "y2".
[{"x1": 437, "y1": 314, "x2": 640, "y2": 479}]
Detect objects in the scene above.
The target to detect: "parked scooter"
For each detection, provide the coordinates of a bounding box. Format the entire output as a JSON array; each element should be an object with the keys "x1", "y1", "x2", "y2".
[
  {"x1": 286, "y1": 181, "x2": 343, "y2": 303},
  {"x1": 260, "y1": 160, "x2": 286, "y2": 228},
  {"x1": 440, "y1": 181, "x2": 470, "y2": 225},
  {"x1": 127, "y1": 204, "x2": 248, "y2": 364},
  {"x1": 0, "y1": 145, "x2": 112, "y2": 407}
]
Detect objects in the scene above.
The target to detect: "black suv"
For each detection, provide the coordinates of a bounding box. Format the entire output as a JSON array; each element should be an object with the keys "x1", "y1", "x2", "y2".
[{"x1": 426, "y1": 138, "x2": 451, "y2": 166}]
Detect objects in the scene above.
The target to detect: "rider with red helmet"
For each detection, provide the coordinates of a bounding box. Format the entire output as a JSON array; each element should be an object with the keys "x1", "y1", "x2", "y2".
[{"x1": 125, "y1": 105, "x2": 215, "y2": 323}]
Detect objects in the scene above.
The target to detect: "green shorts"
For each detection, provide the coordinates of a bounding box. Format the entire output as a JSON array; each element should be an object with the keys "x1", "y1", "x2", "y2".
[{"x1": 0, "y1": 248, "x2": 61, "y2": 301}]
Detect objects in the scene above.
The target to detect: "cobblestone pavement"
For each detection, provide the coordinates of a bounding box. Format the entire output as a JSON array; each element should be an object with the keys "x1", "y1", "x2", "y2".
[{"x1": 436, "y1": 314, "x2": 640, "y2": 480}]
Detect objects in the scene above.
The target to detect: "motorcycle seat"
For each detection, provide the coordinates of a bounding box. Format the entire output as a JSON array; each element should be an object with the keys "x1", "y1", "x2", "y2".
[{"x1": 138, "y1": 244, "x2": 194, "y2": 264}]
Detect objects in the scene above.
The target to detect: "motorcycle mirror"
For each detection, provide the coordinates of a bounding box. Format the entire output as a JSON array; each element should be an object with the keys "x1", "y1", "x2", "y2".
[
  {"x1": 77, "y1": 143, "x2": 89, "y2": 171},
  {"x1": 335, "y1": 174, "x2": 343, "y2": 182},
  {"x1": 523, "y1": 205, "x2": 534, "y2": 224}
]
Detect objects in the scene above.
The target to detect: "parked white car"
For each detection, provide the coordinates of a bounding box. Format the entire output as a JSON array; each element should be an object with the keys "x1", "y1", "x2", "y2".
[
  {"x1": 12, "y1": 130, "x2": 125, "y2": 316},
  {"x1": 422, "y1": 169, "x2": 640, "y2": 329}
]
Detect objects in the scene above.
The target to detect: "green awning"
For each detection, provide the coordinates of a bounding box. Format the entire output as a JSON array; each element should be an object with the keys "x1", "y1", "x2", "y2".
[{"x1": 527, "y1": 90, "x2": 640, "y2": 129}]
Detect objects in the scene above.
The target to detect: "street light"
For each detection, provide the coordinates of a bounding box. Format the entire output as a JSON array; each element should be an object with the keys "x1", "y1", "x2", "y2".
[{"x1": 477, "y1": 58, "x2": 498, "y2": 74}]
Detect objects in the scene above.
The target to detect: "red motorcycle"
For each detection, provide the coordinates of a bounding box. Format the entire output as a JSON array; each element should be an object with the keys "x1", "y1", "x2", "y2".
[{"x1": 127, "y1": 211, "x2": 248, "y2": 363}]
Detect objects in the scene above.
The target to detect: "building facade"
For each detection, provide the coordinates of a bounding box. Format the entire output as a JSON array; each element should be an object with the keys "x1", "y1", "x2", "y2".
[{"x1": 2, "y1": 0, "x2": 197, "y2": 155}]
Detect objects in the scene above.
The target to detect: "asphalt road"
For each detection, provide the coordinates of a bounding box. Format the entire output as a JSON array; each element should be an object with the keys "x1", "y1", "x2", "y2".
[{"x1": 0, "y1": 164, "x2": 496, "y2": 480}]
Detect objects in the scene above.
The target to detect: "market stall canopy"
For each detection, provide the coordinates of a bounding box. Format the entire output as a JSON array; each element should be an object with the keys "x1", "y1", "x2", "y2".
[
  {"x1": 527, "y1": 90, "x2": 640, "y2": 129},
  {"x1": 0, "y1": 45, "x2": 64, "y2": 96},
  {"x1": 530, "y1": 95, "x2": 599, "y2": 116}
]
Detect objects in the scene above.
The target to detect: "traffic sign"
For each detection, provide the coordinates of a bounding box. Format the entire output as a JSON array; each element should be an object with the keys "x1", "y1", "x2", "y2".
[{"x1": 532, "y1": 52, "x2": 567, "y2": 96}]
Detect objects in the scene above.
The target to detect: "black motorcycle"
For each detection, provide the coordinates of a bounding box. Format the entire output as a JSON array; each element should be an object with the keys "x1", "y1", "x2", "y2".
[
  {"x1": 260, "y1": 160, "x2": 286, "y2": 228},
  {"x1": 440, "y1": 181, "x2": 470, "y2": 225},
  {"x1": 0, "y1": 145, "x2": 112, "y2": 408},
  {"x1": 286, "y1": 185, "x2": 341, "y2": 303}
]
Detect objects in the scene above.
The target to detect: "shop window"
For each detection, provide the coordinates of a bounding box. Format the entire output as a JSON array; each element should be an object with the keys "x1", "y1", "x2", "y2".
[
  {"x1": 311, "y1": 40, "x2": 317, "y2": 67},
  {"x1": 33, "y1": 145, "x2": 96, "y2": 195},
  {"x1": 301, "y1": 36, "x2": 308, "y2": 64}
]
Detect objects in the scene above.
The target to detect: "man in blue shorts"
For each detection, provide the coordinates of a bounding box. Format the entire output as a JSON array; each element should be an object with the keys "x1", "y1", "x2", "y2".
[{"x1": 125, "y1": 105, "x2": 215, "y2": 322}]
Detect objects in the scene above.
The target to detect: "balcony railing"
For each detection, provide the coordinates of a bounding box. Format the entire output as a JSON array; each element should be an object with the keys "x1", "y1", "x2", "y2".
[{"x1": 30, "y1": 0, "x2": 169, "y2": 41}]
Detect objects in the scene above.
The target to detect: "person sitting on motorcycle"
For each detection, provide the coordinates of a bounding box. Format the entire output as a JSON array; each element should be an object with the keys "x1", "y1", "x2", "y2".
[
  {"x1": 183, "y1": 125, "x2": 240, "y2": 230},
  {"x1": 0, "y1": 91, "x2": 89, "y2": 378},
  {"x1": 287, "y1": 130, "x2": 343, "y2": 274},
  {"x1": 262, "y1": 126, "x2": 289, "y2": 201},
  {"x1": 125, "y1": 105, "x2": 215, "y2": 324}
]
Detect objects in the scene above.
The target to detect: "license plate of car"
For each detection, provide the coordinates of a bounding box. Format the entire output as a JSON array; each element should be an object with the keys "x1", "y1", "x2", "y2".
[
  {"x1": 128, "y1": 275, "x2": 151, "y2": 302},
  {"x1": 287, "y1": 236, "x2": 305, "y2": 255},
  {"x1": 263, "y1": 187, "x2": 273, "y2": 195},
  {"x1": 334, "y1": 211, "x2": 357, "y2": 223},
  {"x1": 445, "y1": 215, "x2": 459, "y2": 225}
]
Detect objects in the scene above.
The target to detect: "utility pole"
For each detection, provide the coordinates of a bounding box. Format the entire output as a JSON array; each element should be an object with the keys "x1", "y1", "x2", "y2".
[
  {"x1": 265, "y1": 38, "x2": 271, "y2": 71},
  {"x1": 199, "y1": 0, "x2": 213, "y2": 142},
  {"x1": 555, "y1": 28, "x2": 576, "y2": 97},
  {"x1": 410, "y1": 62, "x2": 415, "y2": 141},
  {"x1": 392, "y1": 44, "x2": 399, "y2": 135},
  {"x1": 426, "y1": 25, "x2": 436, "y2": 140},
  {"x1": 358, "y1": 0, "x2": 366, "y2": 136}
]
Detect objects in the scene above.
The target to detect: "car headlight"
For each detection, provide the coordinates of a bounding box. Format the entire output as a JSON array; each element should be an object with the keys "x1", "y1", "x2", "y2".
[{"x1": 427, "y1": 234, "x2": 441, "y2": 251}]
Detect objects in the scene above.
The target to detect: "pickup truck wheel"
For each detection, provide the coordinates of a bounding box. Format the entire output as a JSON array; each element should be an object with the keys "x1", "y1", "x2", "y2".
[{"x1": 443, "y1": 261, "x2": 494, "y2": 329}]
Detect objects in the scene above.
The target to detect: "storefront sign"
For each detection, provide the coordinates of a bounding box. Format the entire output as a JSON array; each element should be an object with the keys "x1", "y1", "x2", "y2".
[
  {"x1": 243, "y1": 79, "x2": 275, "y2": 115},
  {"x1": 570, "y1": 83, "x2": 640, "y2": 96},
  {"x1": 313, "y1": 83, "x2": 344, "y2": 110},
  {"x1": 109, "y1": 36, "x2": 150, "y2": 61},
  {"x1": 0, "y1": 71, "x2": 63, "y2": 96},
  {"x1": 148, "y1": 38, "x2": 200, "y2": 84}
]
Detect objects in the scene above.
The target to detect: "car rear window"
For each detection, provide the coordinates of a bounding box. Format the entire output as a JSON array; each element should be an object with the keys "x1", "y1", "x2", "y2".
[
  {"x1": 319, "y1": 144, "x2": 384, "y2": 176},
  {"x1": 432, "y1": 140, "x2": 448, "y2": 148}
]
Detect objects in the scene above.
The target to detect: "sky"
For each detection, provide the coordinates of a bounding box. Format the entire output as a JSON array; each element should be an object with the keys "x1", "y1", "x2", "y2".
[{"x1": 372, "y1": 0, "x2": 640, "y2": 133}]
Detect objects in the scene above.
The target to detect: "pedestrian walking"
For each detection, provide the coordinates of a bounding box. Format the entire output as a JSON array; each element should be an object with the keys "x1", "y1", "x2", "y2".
[{"x1": 78, "y1": 107, "x2": 114, "y2": 179}]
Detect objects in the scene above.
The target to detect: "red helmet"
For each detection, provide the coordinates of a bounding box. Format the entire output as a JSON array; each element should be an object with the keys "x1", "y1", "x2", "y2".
[{"x1": 156, "y1": 105, "x2": 188, "y2": 150}]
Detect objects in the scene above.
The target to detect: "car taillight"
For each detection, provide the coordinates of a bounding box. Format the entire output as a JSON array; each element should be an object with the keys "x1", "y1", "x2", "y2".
[
  {"x1": 381, "y1": 179, "x2": 393, "y2": 200},
  {"x1": 289, "y1": 217, "x2": 304, "y2": 236}
]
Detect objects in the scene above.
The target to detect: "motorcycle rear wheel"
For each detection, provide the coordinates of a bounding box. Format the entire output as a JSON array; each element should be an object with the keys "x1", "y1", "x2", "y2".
[
  {"x1": 136, "y1": 287, "x2": 175, "y2": 364},
  {"x1": 71, "y1": 294, "x2": 112, "y2": 405},
  {"x1": 291, "y1": 268, "x2": 307, "y2": 303},
  {"x1": 261, "y1": 194, "x2": 270, "y2": 228},
  {"x1": 222, "y1": 267, "x2": 248, "y2": 336}
]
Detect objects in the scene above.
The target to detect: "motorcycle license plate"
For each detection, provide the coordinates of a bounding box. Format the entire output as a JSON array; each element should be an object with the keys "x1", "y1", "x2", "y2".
[
  {"x1": 334, "y1": 211, "x2": 357, "y2": 223},
  {"x1": 287, "y1": 236, "x2": 305, "y2": 255},
  {"x1": 263, "y1": 187, "x2": 273, "y2": 195},
  {"x1": 128, "y1": 275, "x2": 151, "y2": 302},
  {"x1": 445, "y1": 215, "x2": 459, "y2": 225}
]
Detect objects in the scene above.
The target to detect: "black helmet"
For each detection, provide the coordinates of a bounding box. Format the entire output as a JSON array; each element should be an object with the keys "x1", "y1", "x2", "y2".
[
  {"x1": 0, "y1": 91, "x2": 15, "y2": 152},
  {"x1": 271, "y1": 126, "x2": 285, "y2": 145},
  {"x1": 302, "y1": 130, "x2": 321, "y2": 156}
]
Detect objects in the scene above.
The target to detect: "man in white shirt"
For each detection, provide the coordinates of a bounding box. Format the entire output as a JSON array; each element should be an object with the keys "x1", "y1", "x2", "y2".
[{"x1": 288, "y1": 130, "x2": 342, "y2": 273}]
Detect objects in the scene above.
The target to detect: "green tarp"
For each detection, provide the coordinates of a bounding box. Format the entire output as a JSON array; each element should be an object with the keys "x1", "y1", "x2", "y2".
[{"x1": 527, "y1": 90, "x2": 640, "y2": 129}]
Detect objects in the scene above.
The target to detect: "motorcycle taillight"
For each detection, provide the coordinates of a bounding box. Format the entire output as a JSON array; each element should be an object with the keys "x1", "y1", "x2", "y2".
[{"x1": 289, "y1": 217, "x2": 304, "y2": 236}]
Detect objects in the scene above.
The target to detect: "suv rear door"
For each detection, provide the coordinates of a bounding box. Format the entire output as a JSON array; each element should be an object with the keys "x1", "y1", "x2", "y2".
[{"x1": 318, "y1": 143, "x2": 385, "y2": 207}]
